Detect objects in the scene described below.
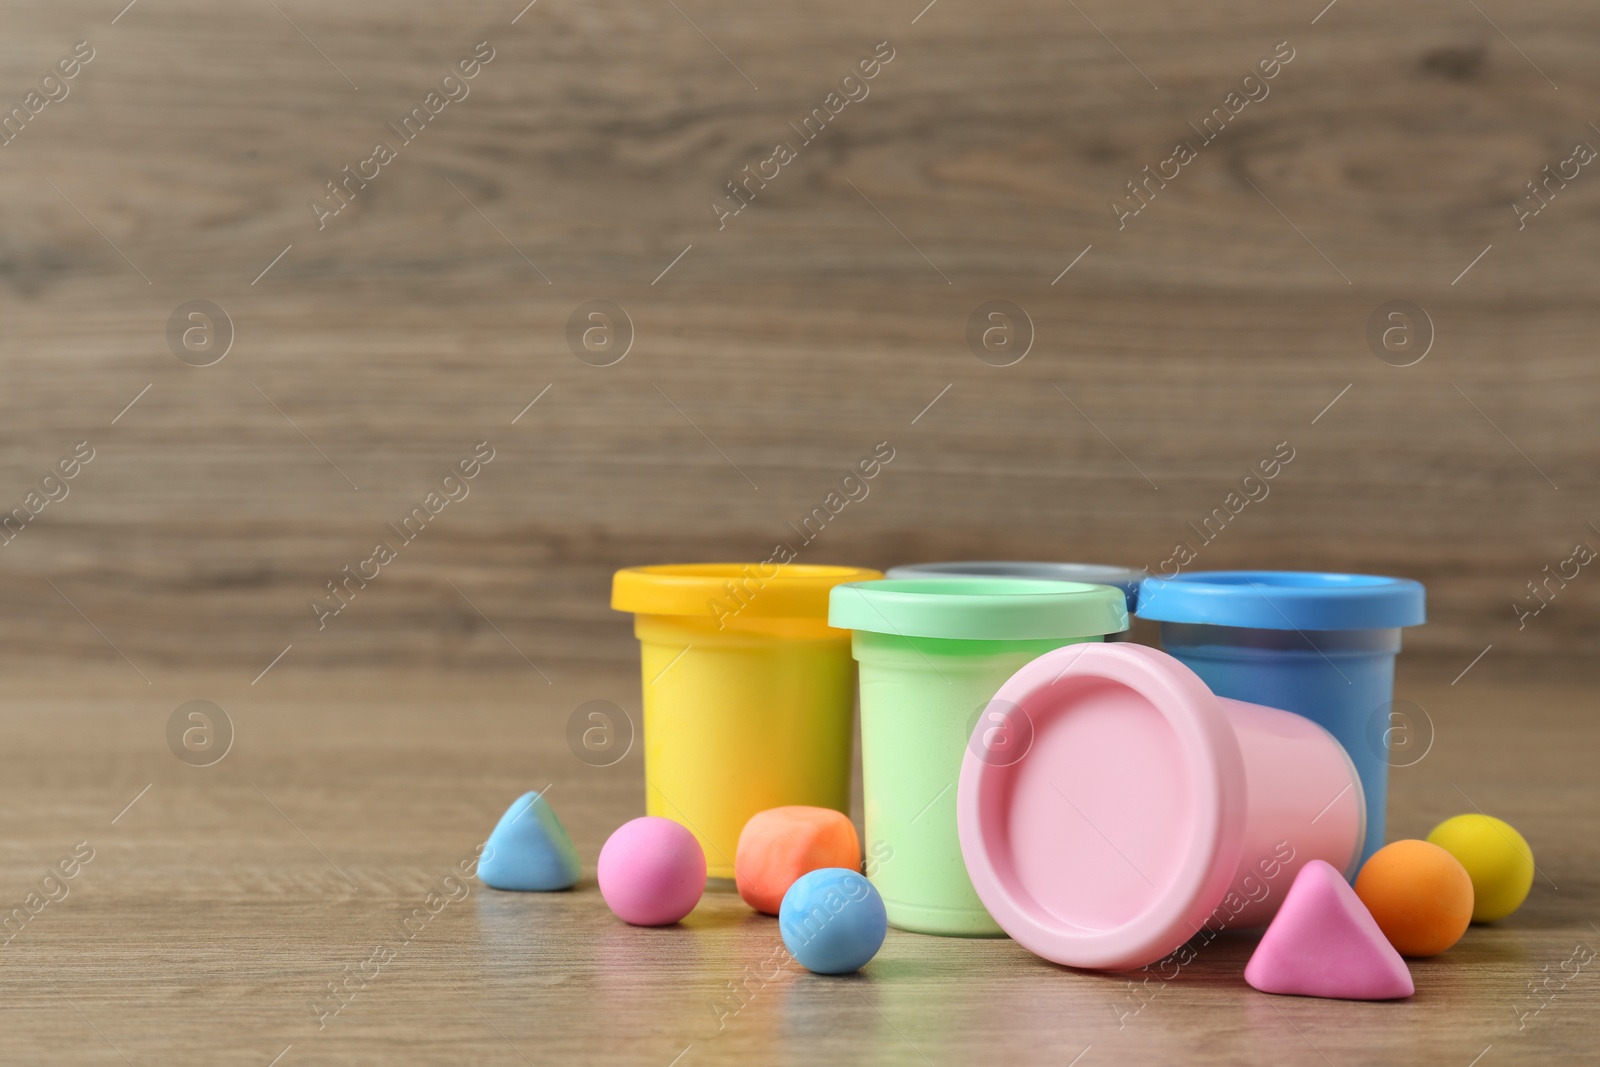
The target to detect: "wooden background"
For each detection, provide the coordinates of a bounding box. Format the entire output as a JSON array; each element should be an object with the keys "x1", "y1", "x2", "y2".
[
  {"x1": 1, "y1": 0, "x2": 1597, "y2": 680},
  {"x1": 2, "y1": 4, "x2": 1599, "y2": 1065}
]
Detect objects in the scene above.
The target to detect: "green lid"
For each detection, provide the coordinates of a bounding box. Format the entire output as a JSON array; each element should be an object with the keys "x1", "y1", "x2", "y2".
[{"x1": 828, "y1": 577, "x2": 1129, "y2": 641}]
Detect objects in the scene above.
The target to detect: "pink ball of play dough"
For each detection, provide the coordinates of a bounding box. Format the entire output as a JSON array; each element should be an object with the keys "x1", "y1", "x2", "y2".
[{"x1": 598, "y1": 817, "x2": 707, "y2": 926}]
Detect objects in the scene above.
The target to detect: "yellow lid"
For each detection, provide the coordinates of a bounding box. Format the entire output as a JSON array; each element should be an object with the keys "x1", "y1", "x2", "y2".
[{"x1": 612, "y1": 563, "x2": 882, "y2": 618}]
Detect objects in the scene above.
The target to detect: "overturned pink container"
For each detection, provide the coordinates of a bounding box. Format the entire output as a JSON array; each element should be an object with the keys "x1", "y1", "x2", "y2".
[{"x1": 957, "y1": 643, "x2": 1364, "y2": 972}]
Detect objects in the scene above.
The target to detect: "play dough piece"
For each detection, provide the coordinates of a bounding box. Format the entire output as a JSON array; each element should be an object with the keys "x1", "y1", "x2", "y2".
[
  {"x1": 1245, "y1": 860, "x2": 1413, "y2": 1000},
  {"x1": 1427, "y1": 814, "x2": 1534, "y2": 923},
  {"x1": 477, "y1": 791, "x2": 582, "y2": 891},
  {"x1": 598, "y1": 816, "x2": 706, "y2": 926},
  {"x1": 779, "y1": 868, "x2": 887, "y2": 975},
  {"x1": 736, "y1": 806, "x2": 861, "y2": 915},
  {"x1": 1355, "y1": 840, "x2": 1474, "y2": 957}
]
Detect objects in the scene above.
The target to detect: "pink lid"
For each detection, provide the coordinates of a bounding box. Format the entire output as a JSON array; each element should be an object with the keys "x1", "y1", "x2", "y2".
[{"x1": 956, "y1": 643, "x2": 1248, "y2": 971}]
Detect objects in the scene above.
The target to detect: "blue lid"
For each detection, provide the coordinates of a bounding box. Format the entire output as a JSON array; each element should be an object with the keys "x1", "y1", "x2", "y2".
[{"x1": 1136, "y1": 571, "x2": 1425, "y2": 631}]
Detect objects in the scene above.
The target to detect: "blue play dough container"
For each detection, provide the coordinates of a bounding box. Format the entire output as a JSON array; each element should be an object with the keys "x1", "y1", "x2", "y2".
[{"x1": 1137, "y1": 571, "x2": 1425, "y2": 868}]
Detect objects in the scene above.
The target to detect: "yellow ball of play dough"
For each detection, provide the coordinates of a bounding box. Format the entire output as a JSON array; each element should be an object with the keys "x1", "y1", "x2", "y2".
[{"x1": 1427, "y1": 814, "x2": 1534, "y2": 923}]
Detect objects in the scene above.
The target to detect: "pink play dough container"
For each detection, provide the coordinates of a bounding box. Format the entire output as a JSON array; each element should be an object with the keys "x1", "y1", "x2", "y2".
[{"x1": 957, "y1": 643, "x2": 1364, "y2": 972}]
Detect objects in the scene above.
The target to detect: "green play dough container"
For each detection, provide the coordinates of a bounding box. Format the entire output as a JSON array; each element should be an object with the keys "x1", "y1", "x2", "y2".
[{"x1": 829, "y1": 577, "x2": 1129, "y2": 936}]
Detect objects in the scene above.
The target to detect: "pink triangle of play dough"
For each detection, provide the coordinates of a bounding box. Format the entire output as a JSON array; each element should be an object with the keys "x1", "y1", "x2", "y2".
[{"x1": 1245, "y1": 860, "x2": 1414, "y2": 1000}]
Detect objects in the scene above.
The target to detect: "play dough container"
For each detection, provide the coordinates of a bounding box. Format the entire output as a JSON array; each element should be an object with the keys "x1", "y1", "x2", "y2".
[
  {"x1": 612, "y1": 563, "x2": 880, "y2": 879},
  {"x1": 829, "y1": 577, "x2": 1129, "y2": 936},
  {"x1": 958, "y1": 643, "x2": 1366, "y2": 971},
  {"x1": 886, "y1": 561, "x2": 1146, "y2": 640},
  {"x1": 1136, "y1": 571, "x2": 1425, "y2": 866}
]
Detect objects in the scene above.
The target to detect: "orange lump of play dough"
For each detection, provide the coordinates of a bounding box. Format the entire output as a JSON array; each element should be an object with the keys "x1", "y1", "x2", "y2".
[
  {"x1": 736, "y1": 806, "x2": 861, "y2": 915},
  {"x1": 1354, "y1": 839, "x2": 1474, "y2": 957}
]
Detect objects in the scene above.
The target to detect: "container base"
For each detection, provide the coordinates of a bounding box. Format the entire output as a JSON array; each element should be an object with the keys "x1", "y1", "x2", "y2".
[{"x1": 884, "y1": 899, "x2": 1008, "y2": 938}]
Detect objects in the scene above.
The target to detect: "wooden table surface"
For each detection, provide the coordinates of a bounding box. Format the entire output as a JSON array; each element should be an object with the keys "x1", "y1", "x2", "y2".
[
  {"x1": 2, "y1": 656, "x2": 1593, "y2": 1066},
  {"x1": 2, "y1": 1, "x2": 1598, "y2": 1063}
]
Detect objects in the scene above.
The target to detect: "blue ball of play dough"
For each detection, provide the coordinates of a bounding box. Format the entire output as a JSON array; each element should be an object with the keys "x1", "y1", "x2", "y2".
[{"x1": 779, "y1": 868, "x2": 887, "y2": 974}]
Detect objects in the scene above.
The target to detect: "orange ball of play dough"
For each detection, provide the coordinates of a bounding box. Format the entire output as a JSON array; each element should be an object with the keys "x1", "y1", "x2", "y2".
[
  {"x1": 735, "y1": 806, "x2": 861, "y2": 915},
  {"x1": 1355, "y1": 840, "x2": 1474, "y2": 957}
]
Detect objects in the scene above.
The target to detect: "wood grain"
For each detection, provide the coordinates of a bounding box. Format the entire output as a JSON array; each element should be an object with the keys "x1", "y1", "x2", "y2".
[
  {"x1": 1, "y1": 5, "x2": 1596, "y2": 1063},
  {"x1": 1, "y1": 0, "x2": 1598, "y2": 677},
  {"x1": 0, "y1": 660, "x2": 1594, "y2": 1065}
]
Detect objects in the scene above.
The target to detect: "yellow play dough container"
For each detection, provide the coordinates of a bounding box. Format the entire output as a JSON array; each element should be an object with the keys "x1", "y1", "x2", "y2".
[{"x1": 612, "y1": 563, "x2": 881, "y2": 879}]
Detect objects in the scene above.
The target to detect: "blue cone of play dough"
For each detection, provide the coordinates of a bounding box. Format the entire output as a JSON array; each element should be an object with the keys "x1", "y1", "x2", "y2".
[
  {"x1": 477, "y1": 791, "x2": 582, "y2": 891},
  {"x1": 779, "y1": 868, "x2": 887, "y2": 974}
]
